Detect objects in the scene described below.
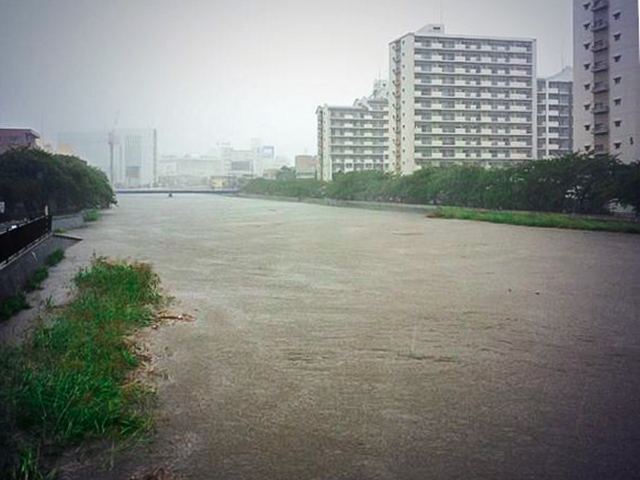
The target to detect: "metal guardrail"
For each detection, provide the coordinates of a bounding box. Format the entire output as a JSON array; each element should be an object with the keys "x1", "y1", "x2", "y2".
[{"x1": 0, "y1": 216, "x2": 51, "y2": 265}]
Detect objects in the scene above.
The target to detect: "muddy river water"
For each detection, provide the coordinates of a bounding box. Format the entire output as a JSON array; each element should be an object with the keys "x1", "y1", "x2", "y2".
[{"x1": 53, "y1": 195, "x2": 640, "y2": 479}]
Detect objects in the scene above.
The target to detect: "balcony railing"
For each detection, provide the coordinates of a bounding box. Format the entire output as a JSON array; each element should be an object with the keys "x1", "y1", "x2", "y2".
[
  {"x1": 592, "y1": 83, "x2": 609, "y2": 93},
  {"x1": 592, "y1": 62, "x2": 608, "y2": 72},
  {"x1": 592, "y1": 126, "x2": 609, "y2": 135},
  {"x1": 591, "y1": 20, "x2": 608, "y2": 31},
  {"x1": 592, "y1": 40, "x2": 608, "y2": 52},
  {"x1": 593, "y1": 105, "x2": 609, "y2": 114},
  {"x1": 592, "y1": 0, "x2": 608, "y2": 11}
]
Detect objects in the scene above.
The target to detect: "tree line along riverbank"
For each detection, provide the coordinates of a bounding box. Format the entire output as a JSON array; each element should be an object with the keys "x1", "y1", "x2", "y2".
[
  {"x1": 0, "y1": 147, "x2": 116, "y2": 221},
  {"x1": 243, "y1": 153, "x2": 640, "y2": 233}
]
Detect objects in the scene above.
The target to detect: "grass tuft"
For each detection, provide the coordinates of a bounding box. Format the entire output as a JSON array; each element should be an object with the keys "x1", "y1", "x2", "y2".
[
  {"x1": 0, "y1": 257, "x2": 162, "y2": 477},
  {"x1": 25, "y1": 267, "x2": 49, "y2": 292},
  {"x1": 428, "y1": 207, "x2": 640, "y2": 234},
  {"x1": 83, "y1": 209, "x2": 100, "y2": 222},
  {"x1": 0, "y1": 292, "x2": 30, "y2": 321},
  {"x1": 44, "y1": 249, "x2": 65, "y2": 268}
]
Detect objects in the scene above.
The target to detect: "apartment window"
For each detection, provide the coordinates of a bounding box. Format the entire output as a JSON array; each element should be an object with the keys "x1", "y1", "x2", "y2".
[
  {"x1": 585, "y1": 124, "x2": 591, "y2": 131},
  {"x1": 613, "y1": 11, "x2": 621, "y2": 20},
  {"x1": 614, "y1": 120, "x2": 622, "y2": 127},
  {"x1": 613, "y1": 33, "x2": 621, "y2": 41},
  {"x1": 584, "y1": 63, "x2": 591, "y2": 70},
  {"x1": 584, "y1": 104, "x2": 590, "y2": 111},
  {"x1": 614, "y1": 98, "x2": 621, "y2": 106},
  {"x1": 583, "y1": 22, "x2": 590, "y2": 30},
  {"x1": 583, "y1": 2, "x2": 590, "y2": 10},
  {"x1": 614, "y1": 142, "x2": 621, "y2": 149},
  {"x1": 614, "y1": 55, "x2": 621, "y2": 63},
  {"x1": 584, "y1": 42, "x2": 591, "y2": 50},
  {"x1": 614, "y1": 76, "x2": 621, "y2": 85},
  {"x1": 584, "y1": 83, "x2": 590, "y2": 91}
]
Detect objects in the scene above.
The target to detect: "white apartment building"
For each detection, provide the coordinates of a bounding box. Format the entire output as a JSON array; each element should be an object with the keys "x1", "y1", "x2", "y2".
[
  {"x1": 389, "y1": 24, "x2": 537, "y2": 173},
  {"x1": 573, "y1": 0, "x2": 640, "y2": 163},
  {"x1": 316, "y1": 80, "x2": 389, "y2": 181},
  {"x1": 537, "y1": 67, "x2": 574, "y2": 159}
]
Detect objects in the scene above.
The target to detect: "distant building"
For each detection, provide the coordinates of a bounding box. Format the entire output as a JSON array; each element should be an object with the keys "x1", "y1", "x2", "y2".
[
  {"x1": 294, "y1": 155, "x2": 318, "y2": 178},
  {"x1": 573, "y1": 0, "x2": 640, "y2": 163},
  {"x1": 59, "y1": 129, "x2": 158, "y2": 187},
  {"x1": 262, "y1": 168, "x2": 280, "y2": 180},
  {"x1": 388, "y1": 24, "x2": 537, "y2": 172},
  {"x1": 0, "y1": 128, "x2": 40, "y2": 153},
  {"x1": 537, "y1": 67, "x2": 574, "y2": 158},
  {"x1": 158, "y1": 154, "x2": 224, "y2": 187},
  {"x1": 316, "y1": 80, "x2": 389, "y2": 181}
]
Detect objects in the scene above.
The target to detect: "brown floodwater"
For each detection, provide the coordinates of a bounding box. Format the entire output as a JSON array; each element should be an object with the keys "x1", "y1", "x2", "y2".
[{"x1": 47, "y1": 195, "x2": 640, "y2": 480}]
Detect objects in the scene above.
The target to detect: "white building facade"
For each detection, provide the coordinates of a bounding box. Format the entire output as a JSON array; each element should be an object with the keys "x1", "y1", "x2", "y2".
[
  {"x1": 573, "y1": 0, "x2": 640, "y2": 162},
  {"x1": 388, "y1": 24, "x2": 537, "y2": 173},
  {"x1": 316, "y1": 80, "x2": 389, "y2": 181},
  {"x1": 537, "y1": 67, "x2": 574, "y2": 159}
]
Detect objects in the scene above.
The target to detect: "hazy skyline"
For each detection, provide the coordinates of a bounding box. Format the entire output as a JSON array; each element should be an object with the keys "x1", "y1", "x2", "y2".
[{"x1": 0, "y1": 0, "x2": 573, "y2": 159}]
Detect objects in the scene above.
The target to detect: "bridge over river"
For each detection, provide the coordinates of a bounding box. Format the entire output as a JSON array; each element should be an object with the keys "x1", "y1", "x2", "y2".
[{"x1": 54, "y1": 194, "x2": 640, "y2": 480}]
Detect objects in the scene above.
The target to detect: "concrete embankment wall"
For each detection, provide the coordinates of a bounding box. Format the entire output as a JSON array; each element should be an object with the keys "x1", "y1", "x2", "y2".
[
  {"x1": 52, "y1": 211, "x2": 85, "y2": 231},
  {"x1": 235, "y1": 194, "x2": 437, "y2": 215},
  {"x1": 0, "y1": 234, "x2": 81, "y2": 301}
]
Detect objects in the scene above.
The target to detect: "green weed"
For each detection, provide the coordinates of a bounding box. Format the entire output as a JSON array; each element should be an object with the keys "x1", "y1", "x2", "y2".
[
  {"x1": 25, "y1": 268, "x2": 49, "y2": 292},
  {"x1": 0, "y1": 257, "x2": 162, "y2": 478},
  {"x1": 44, "y1": 250, "x2": 65, "y2": 268},
  {"x1": 0, "y1": 293, "x2": 30, "y2": 321},
  {"x1": 83, "y1": 209, "x2": 100, "y2": 222}
]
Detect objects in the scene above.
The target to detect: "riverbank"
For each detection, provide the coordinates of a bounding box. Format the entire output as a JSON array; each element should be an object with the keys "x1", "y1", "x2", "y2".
[
  {"x1": 0, "y1": 258, "x2": 164, "y2": 478},
  {"x1": 236, "y1": 193, "x2": 640, "y2": 234},
  {"x1": 428, "y1": 206, "x2": 640, "y2": 234},
  {"x1": 235, "y1": 193, "x2": 436, "y2": 215}
]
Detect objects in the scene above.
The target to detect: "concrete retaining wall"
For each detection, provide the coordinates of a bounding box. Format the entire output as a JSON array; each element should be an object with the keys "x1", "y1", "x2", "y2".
[
  {"x1": 235, "y1": 194, "x2": 437, "y2": 215},
  {"x1": 0, "y1": 234, "x2": 81, "y2": 301},
  {"x1": 52, "y1": 212, "x2": 85, "y2": 231}
]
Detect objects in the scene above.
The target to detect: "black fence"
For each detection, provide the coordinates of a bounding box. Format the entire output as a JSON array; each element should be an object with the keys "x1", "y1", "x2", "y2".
[{"x1": 0, "y1": 216, "x2": 52, "y2": 265}]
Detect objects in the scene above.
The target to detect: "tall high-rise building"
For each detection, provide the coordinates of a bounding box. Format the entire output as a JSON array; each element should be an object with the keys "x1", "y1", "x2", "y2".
[
  {"x1": 388, "y1": 24, "x2": 537, "y2": 173},
  {"x1": 59, "y1": 129, "x2": 158, "y2": 187},
  {"x1": 316, "y1": 80, "x2": 389, "y2": 181},
  {"x1": 537, "y1": 67, "x2": 574, "y2": 159},
  {"x1": 573, "y1": 0, "x2": 640, "y2": 163}
]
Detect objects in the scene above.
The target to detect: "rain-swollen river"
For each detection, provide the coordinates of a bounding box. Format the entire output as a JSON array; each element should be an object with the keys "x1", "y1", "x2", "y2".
[{"x1": 56, "y1": 194, "x2": 640, "y2": 479}]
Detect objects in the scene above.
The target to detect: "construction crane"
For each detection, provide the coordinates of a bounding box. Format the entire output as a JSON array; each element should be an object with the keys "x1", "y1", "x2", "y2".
[{"x1": 108, "y1": 109, "x2": 120, "y2": 185}]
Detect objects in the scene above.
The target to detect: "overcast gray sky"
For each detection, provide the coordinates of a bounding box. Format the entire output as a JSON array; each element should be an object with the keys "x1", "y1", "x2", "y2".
[{"x1": 0, "y1": 0, "x2": 572, "y2": 158}]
